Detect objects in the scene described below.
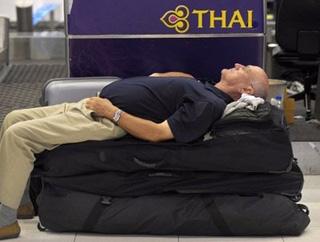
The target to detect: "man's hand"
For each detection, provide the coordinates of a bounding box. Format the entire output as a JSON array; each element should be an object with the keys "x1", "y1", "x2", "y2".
[
  {"x1": 85, "y1": 97, "x2": 117, "y2": 119},
  {"x1": 85, "y1": 97, "x2": 174, "y2": 142}
]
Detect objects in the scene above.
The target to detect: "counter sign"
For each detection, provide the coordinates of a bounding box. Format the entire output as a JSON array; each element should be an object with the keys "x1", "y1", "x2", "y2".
[{"x1": 161, "y1": 5, "x2": 254, "y2": 34}]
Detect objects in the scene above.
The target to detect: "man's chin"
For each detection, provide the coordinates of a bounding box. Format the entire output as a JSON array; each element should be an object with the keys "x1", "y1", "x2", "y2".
[{"x1": 221, "y1": 69, "x2": 228, "y2": 78}]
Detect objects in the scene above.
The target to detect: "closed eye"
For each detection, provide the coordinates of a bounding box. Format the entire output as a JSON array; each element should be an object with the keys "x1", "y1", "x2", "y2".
[{"x1": 243, "y1": 66, "x2": 250, "y2": 73}]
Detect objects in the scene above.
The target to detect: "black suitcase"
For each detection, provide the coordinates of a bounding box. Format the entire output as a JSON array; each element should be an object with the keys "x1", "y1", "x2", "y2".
[
  {"x1": 37, "y1": 184, "x2": 310, "y2": 236},
  {"x1": 37, "y1": 162, "x2": 303, "y2": 201},
  {"x1": 35, "y1": 103, "x2": 293, "y2": 173}
]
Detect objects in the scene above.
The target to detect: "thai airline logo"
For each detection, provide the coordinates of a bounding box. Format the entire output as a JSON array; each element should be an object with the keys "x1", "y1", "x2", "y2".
[
  {"x1": 161, "y1": 5, "x2": 254, "y2": 34},
  {"x1": 160, "y1": 5, "x2": 190, "y2": 34}
]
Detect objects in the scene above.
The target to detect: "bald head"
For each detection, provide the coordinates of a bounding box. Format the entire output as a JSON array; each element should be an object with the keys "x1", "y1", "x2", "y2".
[
  {"x1": 215, "y1": 64, "x2": 269, "y2": 100},
  {"x1": 247, "y1": 65, "x2": 269, "y2": 99}
]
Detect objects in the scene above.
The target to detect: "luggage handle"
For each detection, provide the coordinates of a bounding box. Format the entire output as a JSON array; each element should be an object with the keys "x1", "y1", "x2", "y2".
[{"x1": 133, "y1": 157, "x2": 165, "y2": 169}]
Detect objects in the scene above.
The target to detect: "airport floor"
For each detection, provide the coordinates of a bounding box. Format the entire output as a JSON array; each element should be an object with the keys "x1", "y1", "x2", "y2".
[{"x1": 2, "y1": 142, "x2": 318, "y2": 242}]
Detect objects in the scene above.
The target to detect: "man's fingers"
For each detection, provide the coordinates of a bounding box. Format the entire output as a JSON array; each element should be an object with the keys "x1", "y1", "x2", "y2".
[
  {"x1": 85, "y1": 100, "x2": 93, "y2": 109},
  {"x1": 88, "y1": 97, "x2": 105, "y2": 103},
  {"x1": 86, "y1": 97, "x2": 111, "y2": 111},
  {"x1": 86, "y1": 98, "x2": 103, "y2": 108}
]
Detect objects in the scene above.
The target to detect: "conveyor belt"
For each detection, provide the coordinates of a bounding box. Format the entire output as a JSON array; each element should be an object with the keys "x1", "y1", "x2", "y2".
[{"x1": 0, "y1": 63, "x2": 67, "y2": 123}]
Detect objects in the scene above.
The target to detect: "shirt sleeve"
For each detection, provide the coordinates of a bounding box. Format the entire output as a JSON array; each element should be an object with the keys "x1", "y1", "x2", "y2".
[{"x1": 167, "y1": 99, "x2": 223, "y2": 143}]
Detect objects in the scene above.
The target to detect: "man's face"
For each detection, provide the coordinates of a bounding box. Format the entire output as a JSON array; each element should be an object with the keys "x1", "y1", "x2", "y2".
[
  {"x1": 220, "y1": 63, "x2": 269, "y2": 99},
  {"x1": 220, "y1": 63, "x2": 251, "y2": 88}
]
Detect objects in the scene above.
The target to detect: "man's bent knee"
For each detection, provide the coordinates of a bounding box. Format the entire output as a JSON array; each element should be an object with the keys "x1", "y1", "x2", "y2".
[
  {"x1": 4, "y1": 122, "x2": 31, "y2": 140},
  {"x1": 3, "y1": 110, "x2": 27, "y2": 127},
  {"x1": 2, "y1": 124, "x2": 40, "y2": 161}
]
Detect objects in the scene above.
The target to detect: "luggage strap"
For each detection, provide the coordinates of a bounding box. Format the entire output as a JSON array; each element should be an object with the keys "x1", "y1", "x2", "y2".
[
  {"x1": 83, "y1": 196, "x2": 112, "y2": 231},
  {"x1": 201, "y1": 196, "x2": 233, "y2": 235}
]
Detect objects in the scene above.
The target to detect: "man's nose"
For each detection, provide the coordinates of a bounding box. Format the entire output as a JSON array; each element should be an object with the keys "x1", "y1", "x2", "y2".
[{"x1": 235, "y1": 63, "x2": 244, "y2": 69}]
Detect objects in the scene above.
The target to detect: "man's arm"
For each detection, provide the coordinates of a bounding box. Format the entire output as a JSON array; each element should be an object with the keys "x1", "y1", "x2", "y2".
[
  {"x1": 115, "y1": 112, "x2": 173, "y2": 142},
  {"x1": 149, "y1": 71, "x2": 195, "y2": 79},
  {"x1": 85, "y1": 97, "x2": 174, "y2": 142}
]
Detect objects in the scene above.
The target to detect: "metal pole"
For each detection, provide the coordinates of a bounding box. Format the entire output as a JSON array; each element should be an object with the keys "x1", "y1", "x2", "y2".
[
  {"x1": 64, "y1": 0, "x2": 70, "y2": 77},
  {"x1": 16, "y1": 2, "x2": 33, "y2": 32},
  {"x1": 314, "y1": 64, "x2": 320, "y2": 120}
]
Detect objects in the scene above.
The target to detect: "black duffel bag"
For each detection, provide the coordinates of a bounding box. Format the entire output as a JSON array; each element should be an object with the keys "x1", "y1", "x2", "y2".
[
  {"x1": 38, "y1": 162, "x2": 303, "y2": 201},
  {"x1": 37, "y1": 184, "x2": 310, "y2": 236}
]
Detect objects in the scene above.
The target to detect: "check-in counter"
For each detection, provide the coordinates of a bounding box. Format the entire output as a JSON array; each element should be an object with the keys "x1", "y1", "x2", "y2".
[{"x1": 65, "y1": 0, "x2": 265, "y2": 81}]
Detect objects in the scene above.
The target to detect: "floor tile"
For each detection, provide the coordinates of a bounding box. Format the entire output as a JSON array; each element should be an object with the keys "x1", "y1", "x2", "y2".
[
  {"x1": 301, "y1": 189, "x2": 320, "y2": 203},
  {"x1": 179, "y1": 236, "x2": 283, "y2": 242},
  {"x1": 75, "y1": 234, "x2": 178, "y2": 242},
  {"x1": 283, "y1": 228, "x2": 320, "y2": 242},
  {"x1": 302, "y1": 203, "x2": 320, "y2": 228},
  {"x1": 9, "y1": 218, "x2": 76, "y2": 242},
  {"x1": 303, "y1": 176, "x2": 320, "y2": 189},
  {"x1": 291, "y1": 142, "x2": 320, "y2": 175}
]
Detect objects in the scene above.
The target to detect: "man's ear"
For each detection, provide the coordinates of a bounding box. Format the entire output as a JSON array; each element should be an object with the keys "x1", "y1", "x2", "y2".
[{"x1": 240, "y1": 86, "x2": 254, "y2": 95}]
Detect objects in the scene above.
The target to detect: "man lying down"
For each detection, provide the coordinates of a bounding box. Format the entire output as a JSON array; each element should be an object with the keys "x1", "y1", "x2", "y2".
[{"x1": 0, "y1": 63, "x2": 269, "y2": 239}]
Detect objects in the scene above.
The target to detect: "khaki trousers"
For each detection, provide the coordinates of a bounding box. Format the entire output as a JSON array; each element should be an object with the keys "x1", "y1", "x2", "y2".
[{"x1": 0, "y1": 99, "x2": 126, "y2": 209}]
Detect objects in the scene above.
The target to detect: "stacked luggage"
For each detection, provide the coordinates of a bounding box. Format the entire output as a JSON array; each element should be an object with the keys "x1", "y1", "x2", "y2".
[{"x1": 32, "y1": 98, "x2": 310, "y2": 236}]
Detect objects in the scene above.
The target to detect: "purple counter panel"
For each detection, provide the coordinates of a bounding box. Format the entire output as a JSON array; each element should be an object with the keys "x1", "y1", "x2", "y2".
[
  {"x1": 66, "y1": 0, "x2": 265, "y2": 78},
  {"x1": 68, "y1": 0, "x2": 264, "y2": 34},
  {"x1": 69, "y1": 37, "x2": 264, "y2": 81}
]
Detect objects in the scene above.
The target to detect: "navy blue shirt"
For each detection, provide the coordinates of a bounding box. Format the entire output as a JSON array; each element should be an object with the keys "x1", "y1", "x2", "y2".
[{"x1": 100, "y1": 77, "x2": 232, "y2": 143}]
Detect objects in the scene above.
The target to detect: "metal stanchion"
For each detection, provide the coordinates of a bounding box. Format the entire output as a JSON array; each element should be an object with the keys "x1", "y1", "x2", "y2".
[
  {"x1": 15, "y1": 0, "x2": 33, "y2": 60},
  {"x1": 16, "y1": 0, "x2": 33, "y2": 32}
]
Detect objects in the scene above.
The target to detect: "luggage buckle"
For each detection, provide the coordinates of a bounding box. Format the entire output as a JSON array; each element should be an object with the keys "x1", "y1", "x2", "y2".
[
  {"x1": 298, "y1": 204, "x2": 310, "y2": 215},
  {"x1": 101, "y1": 196, "x2": 112, "y2": 205},
  {"x1": 37, "y1": 222, "x2": 47, "y2": 232}
]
